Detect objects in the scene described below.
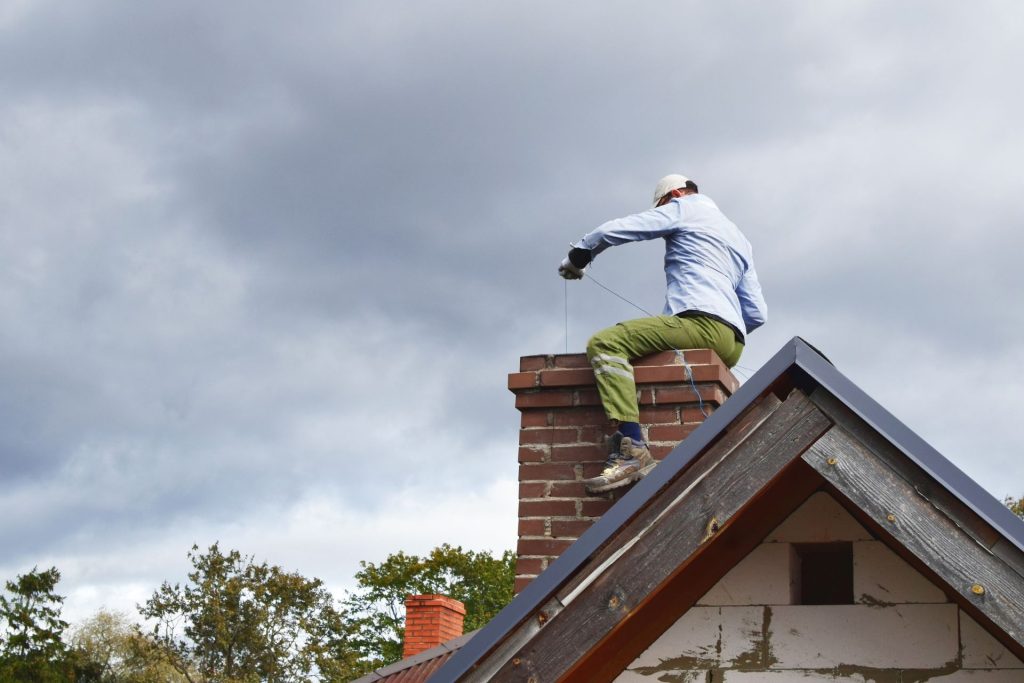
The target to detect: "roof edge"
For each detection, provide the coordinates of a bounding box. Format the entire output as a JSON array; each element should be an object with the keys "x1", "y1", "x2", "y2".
[
  {"x1": 434, "y1": 336, "x2": 1024, "y2": 682},
  {"x1": 434, "y1": 338, "x2": 805, "y2": 682},
  {"x1": 790, "y1": 337, "x2": 1024, "y2": 554},
  {"x1": 351, "y1": 630, "x2": 477, "y2": 683}
]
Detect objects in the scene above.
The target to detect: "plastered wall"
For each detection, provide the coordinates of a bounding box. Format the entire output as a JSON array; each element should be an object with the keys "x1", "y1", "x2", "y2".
[{"x1": 615, "y1": 492, "x2": 1024, "y2": 682}]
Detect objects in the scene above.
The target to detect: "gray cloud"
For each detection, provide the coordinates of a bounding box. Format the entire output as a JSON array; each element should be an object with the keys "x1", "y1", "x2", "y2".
[{"x1": 1, "y1": 0, "x2": 1022, "y2": 622}]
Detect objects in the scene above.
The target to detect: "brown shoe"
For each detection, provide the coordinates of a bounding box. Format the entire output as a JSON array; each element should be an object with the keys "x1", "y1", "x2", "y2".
[{"x1": 583, "y1": 438, "x2": 656, "y2": 493}]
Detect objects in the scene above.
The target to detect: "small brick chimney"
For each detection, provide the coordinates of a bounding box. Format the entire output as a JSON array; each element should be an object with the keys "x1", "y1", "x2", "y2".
[
  {"x1": 508, "y1": 349, "x2": 738, "y2": 593},
  {"x1": 402, "y1": 594, "x2": 466, "y2": 658}
]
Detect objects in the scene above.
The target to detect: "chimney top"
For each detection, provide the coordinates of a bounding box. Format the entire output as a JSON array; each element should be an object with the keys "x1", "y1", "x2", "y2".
[
  {"x1": 403, "y1": 594, "x2": 466, "y2": 659},
  {"x1": 511, "y1": 349, "x2": 738, "y2": 593}
]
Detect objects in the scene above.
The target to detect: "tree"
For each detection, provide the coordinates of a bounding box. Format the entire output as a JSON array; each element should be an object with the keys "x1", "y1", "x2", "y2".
[
  {"x1": 343, "y1": 544, "x2": 514, "y2": 671},
  {"x1": 0, "y1": 566, "x2": 71, "y2": 682},
  {"x1": 69, "y1": 609, "x2": 188, "y2": 683},
  {"x1": 1006, "y1": 495, "x2": 1024, "y2": 520},
  {"x1": 138, "y1": 543, "x2": 359, "y2": 683}
]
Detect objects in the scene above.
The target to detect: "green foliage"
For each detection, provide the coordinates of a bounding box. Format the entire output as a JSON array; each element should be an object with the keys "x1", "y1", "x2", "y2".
[
  {"x1": 138, "y1": 543, "x2": 359, "y2": 683},
  {"x1": 3, "y1": 543, "x2": 514, "y2": 680},
  {"x1": 69, "y1": 609, "x2": 189, "y2": 683},
  {"x1": 0, "y1": 566, "x2": 72, "y2": 682},
  {"x1": 1006, "y1": 495, "x2": 1024, "y2": 520},
  {"x1": 343, "y1": 544, "x2": 515, "y2": 671}
]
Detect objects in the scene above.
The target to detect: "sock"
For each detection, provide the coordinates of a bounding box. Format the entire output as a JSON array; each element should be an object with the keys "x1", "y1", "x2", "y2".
[{"x1": 617, "y1": 421, "x2": 644, "y2": 444}]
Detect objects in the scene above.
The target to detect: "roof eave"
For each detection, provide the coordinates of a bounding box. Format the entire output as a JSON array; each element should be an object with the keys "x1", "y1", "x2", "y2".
[
  {"x1": 790, "y1": 338, "x2": 1024, "y2": 554},
  {"x1": 435, "y1": 338, "x2": 806, "y2": 682},
  {"x1": 434, "y1": 336, "x2": 1024, "y2": 682}
]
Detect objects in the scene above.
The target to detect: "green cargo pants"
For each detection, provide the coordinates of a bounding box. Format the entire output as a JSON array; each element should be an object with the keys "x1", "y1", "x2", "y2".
[{"x1": 585, "y1": 315, "x2": 743, "y2": 423}]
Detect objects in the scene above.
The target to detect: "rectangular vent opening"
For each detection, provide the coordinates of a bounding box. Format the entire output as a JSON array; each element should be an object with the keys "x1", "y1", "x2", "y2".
[{"x1": 794, "y1": 541, "x2": 853, "y2": 605}]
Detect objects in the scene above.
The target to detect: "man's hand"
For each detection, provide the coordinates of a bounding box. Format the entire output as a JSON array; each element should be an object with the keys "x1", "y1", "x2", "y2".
[{"x1": 558, "y1": 257, "x2": 585, "y2": 280}]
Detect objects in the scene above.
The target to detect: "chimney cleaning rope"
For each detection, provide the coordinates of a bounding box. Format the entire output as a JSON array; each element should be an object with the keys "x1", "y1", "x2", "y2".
[{"x1": 565, "y1": 278, "x2": 569, "y2": 354}]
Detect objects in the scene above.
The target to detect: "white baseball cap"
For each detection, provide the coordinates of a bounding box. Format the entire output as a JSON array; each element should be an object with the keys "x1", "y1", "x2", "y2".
[{"x1": 652, "y1": 174, "x2": 692, "y2": 206}]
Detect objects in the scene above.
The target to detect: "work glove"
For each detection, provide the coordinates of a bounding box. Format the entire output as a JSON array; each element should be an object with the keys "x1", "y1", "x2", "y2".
[{"x1": 558, "y1": 257, "x2": 585, "y2": 280}]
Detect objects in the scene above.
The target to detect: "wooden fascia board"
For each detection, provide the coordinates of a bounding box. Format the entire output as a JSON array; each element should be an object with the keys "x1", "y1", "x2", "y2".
[
  {"x1": 808, "y1": 387, "x2": 1024, "y2": 659},
  {"x1": 564, "y1": 460, "x2": 823, "y2": 683},
  {"x1": 440, "y1": 339, "x2": 812, "y2": 683},
  {"x1": 438, "y1": 337, "x2": 1024, "y2": 683},
  {"x1": 475, "y1": 389, "x2": 833, "y2": 682},
  {"x1": 808, "y1": 390, "x2": 1010, "y2": 554},
  {"x1": 821, "y1": 476, "x2": 1024, "y2": 668},
  {"x1": 803, "y1": 425, "x2": 1024, "y2": 658},
  {"x1": 453, "y1": 387, "x2": 791, "y2": 683},
  {"x1": 553, "y1": 391, "x2": 786, "y2": 605},
  {"x1": 792, "y1": 341, "x2": 1024, "y2": 555}
]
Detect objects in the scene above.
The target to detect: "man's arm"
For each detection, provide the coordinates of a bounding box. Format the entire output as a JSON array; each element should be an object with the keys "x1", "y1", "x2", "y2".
[
  {"x1": 574, "y1": 203, "x2": 681, "y2": 256},
  {"x1": 737, "y1": 265, "x2": 767, "y2": 333},
  {"x1": 559, "y1": 203, "x2": 681, "y2": 279}
]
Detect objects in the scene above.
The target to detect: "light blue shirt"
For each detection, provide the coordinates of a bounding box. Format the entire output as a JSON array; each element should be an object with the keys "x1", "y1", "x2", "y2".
[{"x1": 573, "y1": 194, "x2": 766, "y2": 338}]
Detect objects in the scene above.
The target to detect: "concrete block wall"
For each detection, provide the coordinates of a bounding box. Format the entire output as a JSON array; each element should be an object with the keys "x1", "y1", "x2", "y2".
[
  {"x1": 616, "y1": 492, "x2": 1024, "y2": 681},
  {"x1": 509, "y1": 349, "x2": 738, "y2": 594}
]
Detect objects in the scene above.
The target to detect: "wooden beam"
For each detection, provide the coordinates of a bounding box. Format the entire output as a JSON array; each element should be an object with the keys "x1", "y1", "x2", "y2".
[
  {"x1": 808, "y1": 390, "x2": 1007, "y2": 553},
  {"x1": 568, "y1": 460, "x2": 823, "y2": 683},
  {"x1": 482, "y1": 389, "x2": 832, "y2": 682},
  {"x1": 817, "y1": 475, "x2": 1024, "y2": 667},
  {"x1": 460, "y1": 390, "x2": 788, "y2": 683},
  {"x1": 803, "y1": 426, "x2": 1024, "y2": 650},
  {"x1": 808, "y1": 387, "x2": 1024, "y2": 660},
  {"x1": 993, "y1": 538, "x2": 1024, "y2": 580},
  {"x1": 554, "y1": 391, "x2": 784, "y2": 604}
]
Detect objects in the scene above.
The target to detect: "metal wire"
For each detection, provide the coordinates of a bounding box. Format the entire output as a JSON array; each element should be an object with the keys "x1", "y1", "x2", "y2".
[
  {"x1": 584, "y1": 271, "x2": 756, "y2": 381},
  {"x1": 680, "y1": 352, "x2": 710, "y2": 418},
  {"x1": 731, "y1": 365, "x2": 754, "y2": 379},
  {"x1": 577, "y1": 272, "x2": 753, "y2": 417},
  {"x1": 584, "y1": 272, "x2": 657, "y2": 318}
]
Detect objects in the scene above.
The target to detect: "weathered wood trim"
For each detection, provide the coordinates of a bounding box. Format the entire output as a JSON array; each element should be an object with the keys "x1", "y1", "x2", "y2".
[
  {"x1": 993, "y1": 538, "x2": 1024, "y2": 580},
  {"x1": 567, "y1": 461, "x2": 823, "y2": 683},
  {"x1": 480, "y1": 390, "x2": 832, "y2": 682},
  {"x1": 803, "y1": 426, "x2": 1024, "y2": 650},
  {"x1": 808, "y1": 389, "x2": 1008, "y2": 553},
  {"x1": 555, "y1": 392, "x2": 785, "y2": 605},
  {"x1": 459, "y1": 393, "x2": 789, "y2": 683}
]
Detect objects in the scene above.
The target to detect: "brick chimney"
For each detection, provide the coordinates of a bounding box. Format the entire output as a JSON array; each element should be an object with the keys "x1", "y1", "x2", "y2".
[
  {"x1": 508, "y1": 349, "x2": 738, "y2": 593},
  {"x1": 402, "y1": 594, "x2": 466, "y2": 658}
]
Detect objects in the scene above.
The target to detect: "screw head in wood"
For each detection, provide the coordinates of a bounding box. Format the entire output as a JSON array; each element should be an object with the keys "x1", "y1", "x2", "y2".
[
  {"x1": 971, "y1": 583, "x2": 985, "y2": 595},
  {"x1": 826, "y1": 457, "x2": 838, "y2": 466},
  {"x1": 886, "y1": 514, "x2": 896, "y2": 523},
  {"x1": 701, "y1": 516, "x2": 721, "y2": 543}
]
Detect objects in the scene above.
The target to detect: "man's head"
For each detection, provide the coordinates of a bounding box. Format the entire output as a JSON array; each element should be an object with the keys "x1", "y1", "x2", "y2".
[{"x1": 653, "y1": 174, "x2": 699, "y2": 207}]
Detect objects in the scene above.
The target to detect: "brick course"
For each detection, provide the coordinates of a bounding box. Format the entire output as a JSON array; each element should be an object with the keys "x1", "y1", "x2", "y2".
[
  {"x1": 402, "y1": 595, "x2": 466, "y2": 659},
  {"x1": 510, "y1": 349, "x2": 737, "y2": 593}
]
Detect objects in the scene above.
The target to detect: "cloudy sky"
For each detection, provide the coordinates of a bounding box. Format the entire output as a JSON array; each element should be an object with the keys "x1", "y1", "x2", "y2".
[{"x1": 2, "y1": 1, "x2": 1023, "y2": 625}]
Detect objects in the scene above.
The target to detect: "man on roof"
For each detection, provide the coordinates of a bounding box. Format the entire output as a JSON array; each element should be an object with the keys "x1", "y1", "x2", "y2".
[{"x1": 559, "y1": 174, "x2": 767, "y2": 493}]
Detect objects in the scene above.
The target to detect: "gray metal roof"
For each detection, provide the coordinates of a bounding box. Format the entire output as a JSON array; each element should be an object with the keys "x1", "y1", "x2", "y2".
[{"x1": 433, "y1": 336, "x2": 1024, "y2": 682}]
